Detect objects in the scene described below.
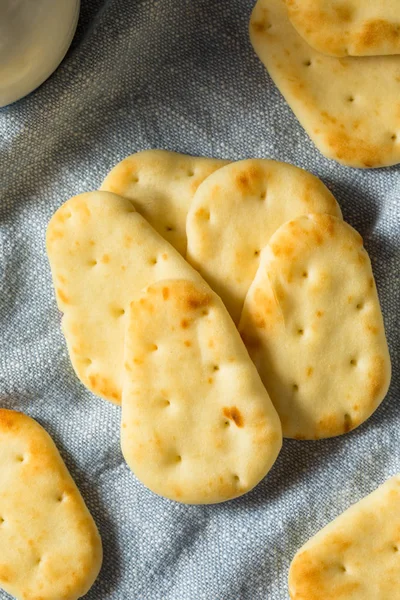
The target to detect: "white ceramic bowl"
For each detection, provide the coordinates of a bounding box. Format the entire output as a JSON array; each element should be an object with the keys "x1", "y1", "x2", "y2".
[{"x1": 0, "y1": 0, "x2": 80, "y2": 107}]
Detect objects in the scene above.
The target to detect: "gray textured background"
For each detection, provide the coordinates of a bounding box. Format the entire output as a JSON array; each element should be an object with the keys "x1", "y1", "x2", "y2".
[{"x1": 0, "y1": 1, "x2": 399, "y2": 599}]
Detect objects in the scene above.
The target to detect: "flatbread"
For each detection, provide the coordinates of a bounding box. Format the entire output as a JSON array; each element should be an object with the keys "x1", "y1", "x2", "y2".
[
  {"x1": 186, "y1": 158, "x2": 341, "y2": 323},
  {"x1": 285, "y1": 0, "x2": 400, "y2": 57},
  {"x1": 0, "y1": 409, "x2": 102, "y2": 600},
  {"x1": 121, "y1": 280, "x2": 282, "y2": 504},
  {"x1": 101, "y1": 149, "x2": 229, "y2": 256},
  {"x1": 46, "y1": 191, "x2": 202, "y2": 404},
  {"x1": 289, "y1": 475, "x2": 400, "y2": 600},
  {"x1": 239, "y1": 214, "x2": 391, "y2": 439},
  {"x1": 250, "y1": 0, "x2": 400, "y2": 168}
]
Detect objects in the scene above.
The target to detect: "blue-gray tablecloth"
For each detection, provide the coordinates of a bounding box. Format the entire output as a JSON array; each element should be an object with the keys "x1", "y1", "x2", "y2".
[{"x1": 1, "y1": 1, "x2": 399, "y2": 598}]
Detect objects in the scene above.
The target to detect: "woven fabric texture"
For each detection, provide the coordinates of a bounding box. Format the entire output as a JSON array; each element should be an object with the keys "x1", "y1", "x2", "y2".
[{"x1": 0, "y1": 1, "x2": 399, "y2": 598}]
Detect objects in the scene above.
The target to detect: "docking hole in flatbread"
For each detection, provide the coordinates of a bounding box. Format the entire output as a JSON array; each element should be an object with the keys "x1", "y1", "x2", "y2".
[
  {"x1": 121, "y1": 279, "x2": 282, "y2": 504},
  {"x1": 239, "y1": 214, "x2": 391, "y2": 439},
  {"x1": 250, "y1": 0, "x2": 400, "y2": 168},
  {"x1": 289, "y1": 475, "x2": 400, "y2": 600},
  {"x1": 186, "y1": 158, "x2": 341, "y2": 323},
  {"x1": 46, "y1": 191, "x2": 202, "y2": 404},
  {"x1": 0, "y1": 409, "x2": 102, "y2": 600},
  {"x1": 285, "y1": 0, "x2": 400, "y2": 57},
  {"x1": 101, "y1": 149, "x2": 229, "y2": 256}
]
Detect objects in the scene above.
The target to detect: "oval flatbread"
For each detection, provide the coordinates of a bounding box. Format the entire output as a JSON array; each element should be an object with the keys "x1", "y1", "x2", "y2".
[
  {"x1": 101, "y1": 149, "x2": 228, "y2": 256},
  {"x1": 0, "y1": 409, "x2": 102, "y2": 600},
  {"x1": 239, "y1": 214, "x2": 391, "y2": 439},
  {"x1": 289, "y1": 475, "x2": 400, "y2": 600},
  {"x1": 250, "y1": 0, "x2": 400, "y2": 168},
  {"x1": 186, "y1": 158, "x2": 341, "y2": 323},
  {"x1": 121, "y1": 279, "x2": 282, "y2": 504}
]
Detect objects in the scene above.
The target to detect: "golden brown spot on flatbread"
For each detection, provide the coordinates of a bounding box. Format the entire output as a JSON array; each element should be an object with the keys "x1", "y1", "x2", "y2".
[
  {"x1": 251, "y1": 7, "x2": 270, "y2": 34},
  {"x1": 356, "y1": 19, "x2": 400, "y2": 53},
  {"x1": 133, "y1": 358, "x2": 143, "y2": 365},
  {"x1": 236, "y1": 172, "x2": 250, "y2": 190},
  {"x1": 316, "y1": 310, "x2": 324, "y2": 317},
  {"x1": 271, "y1": 241, "x2": 295, "y2": 258},
  {"x1": 88, "y1": 374, "x2": 120, "y2": 402},
  {"x1": 162, "y1": 287, "x2": 170, "y2": 300},
  {"x1": 0, "y1": 565, "x2": 13, "y2": 583},
  {"x1": 320, "y1": 111, "x2": 337, "y2": 125},
  {"x1": 326, "y1": 130, "x2": 384, "y2": 168},
  {"x1": 185, "y1": 290, "x2": 212, "y2": 311},
  {"x1": 57, "y1": 289, "x2": 69, "y2": 304},
  {"x1": 306, "y1": 366, "x2": 314, "y2": 377},
  {"x1": 208, "y1": 377, "x2": 213, "y2": 384},
  {"x1": 276, "y1": 286, "x2": 285, "y2": 302},
  {"x1": 327, "y1": 533, "x2": 353, "y2": 552},
  {"x1": 0, "y1": 410, "x2": 19, "y2": 431},
  {"x1": 334, "y1": 4, "x2": 352, "y2": 22},
  {"x1": 253, "y1": 313, "x2": 266, "y2": 329},
  {"x1": 320, "y1": 215, "x2": 335, "y2": 237},
  {"x1": 181, "y1": 319, "x2": 190, "y2": 329},
  {"x1": 184, "y1": 340, "x2": 191, "y2": 347},
  {"x1": 101, "y1": 254, "x2": 110, "y2": 264},
  {"x1": 124, "y1": 235, "x2": 133, "y2": 248},
  {"x1": 358, "y1": 251, "x2": 367, "y2": 264},
  {"x1": 173, "y1": 487, "x2": 182, "y2": 499},
  {"x1": 254, "y1": 288, "x2": 276, "y2": 317},
  {"x1": 57, "y1": 210, "x2": 71, "y2": 224},
  {"x1": 367, "y1": 356, "x2": 387, "y2": 403},
  {"x1": 366, "y1": 323, "x2": 379, "y2": 335},
  {"x1": 235, "y1": 165, "x2": 264, "y2": 196},
  {"x1": 195, "y1": 207, "x2": 210, "y2": 219},
  {"x1": 76, "y1": 202, "x2": 91, "y2": 221},
  {"x1": 223, "y1": 406, "x2": 244, "y2": 427},
  {"x1": 290, "y1": 547, "x2": 361, "y2": 599},
  {"x1": 48, "y1": 229, "x2": 64, "y2": 241},
  {"x1": 252, "y1": 20, "x2": 267, "y2": 33},
  {"x1": 162, "y1": 253, "x2": 168, "y2": 260},
  {"x1": 317, "y1": 414, "x2": 341, "y2": 438},
  {"x1": 343, "y1": 413, "x2": 352, "y2": 433},
  {"x1": 313, "y1": 230, "x2": 324, "y2": 246}
]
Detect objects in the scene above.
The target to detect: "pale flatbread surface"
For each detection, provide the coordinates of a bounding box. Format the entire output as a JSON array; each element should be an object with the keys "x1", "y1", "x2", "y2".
[
  {"x1": 289, "y1": 475, "x2": 400, "y2": 599},
  {"x1": 250, "y1": 0, "x2": 400, "y2": 168},
  {"x1": 121, "y1": 280, "x2": 282, "y2": 504},
  {"x1": 46, "y1": 191, "x2": 201, "y2": 404},
  {"x1": 285, "y1": 0, "x2": 400, "y2": 57},
  {"x1": 101, "y1": 149, "x2": 229, "y2": 256},
  {"x1": 239, "y1": 214, "x2": 391, "y2": 439},
  {"x1": 0, "y1": 409, "x2": 102, "y2": 600},
  {"x1": 186, "y1": 158, "x2": 341, "y2": 323}
]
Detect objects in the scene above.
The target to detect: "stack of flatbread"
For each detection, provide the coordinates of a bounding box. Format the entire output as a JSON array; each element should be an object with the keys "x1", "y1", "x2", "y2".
[
  {"x1": 47, "y1": 149, "x2": 390, "y2": 505},
  {"x1": 250, "y1": 0, "x2": 400, "y2": 168}
]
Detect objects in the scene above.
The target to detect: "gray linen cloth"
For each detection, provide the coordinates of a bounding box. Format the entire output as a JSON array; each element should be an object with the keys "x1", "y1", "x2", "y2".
[{"x1": 0, "y1": 1, "x2": 399, "y2": 598}]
